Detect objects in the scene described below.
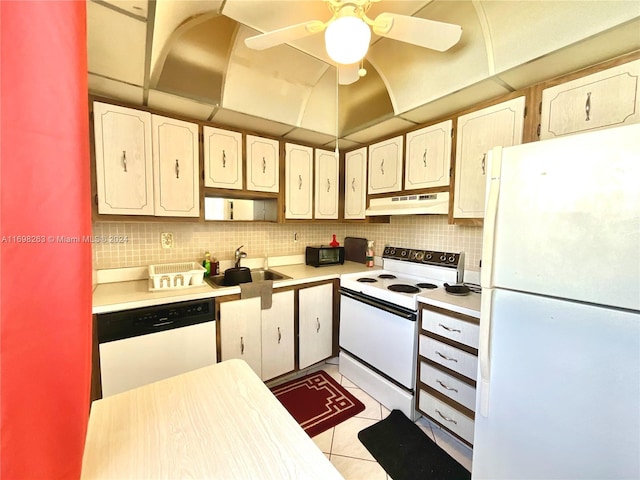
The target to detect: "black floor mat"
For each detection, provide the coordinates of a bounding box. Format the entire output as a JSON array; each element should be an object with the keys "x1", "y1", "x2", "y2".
[{"x1": 358, "y1": 410, "x2": 471, "y2": 480}]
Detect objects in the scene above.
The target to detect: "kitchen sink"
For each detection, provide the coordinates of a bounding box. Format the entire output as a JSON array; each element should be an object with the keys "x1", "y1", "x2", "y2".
[{"x1": 206, "y1": 269, "x2": 290, "y2": 288}]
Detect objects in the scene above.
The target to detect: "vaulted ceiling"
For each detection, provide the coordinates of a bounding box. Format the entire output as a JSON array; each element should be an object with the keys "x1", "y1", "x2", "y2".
[{"x1": 88, "y1": 0, "x2": 640, "y2": 149}]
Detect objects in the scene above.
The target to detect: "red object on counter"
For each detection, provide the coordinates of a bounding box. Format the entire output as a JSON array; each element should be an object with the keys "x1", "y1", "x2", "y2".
[
  {"x1": 1, "y1": 2, "x2": 92, "y2": 478},
  {"x1": 330, "y1": 234, "x2": 340, "y2": 247}
]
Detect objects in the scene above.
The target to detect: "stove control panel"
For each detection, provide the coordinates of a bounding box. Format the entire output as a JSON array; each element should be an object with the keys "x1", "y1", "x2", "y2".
[{"x1": 382, "y1": 246, "x2": 464, "y2": 269}]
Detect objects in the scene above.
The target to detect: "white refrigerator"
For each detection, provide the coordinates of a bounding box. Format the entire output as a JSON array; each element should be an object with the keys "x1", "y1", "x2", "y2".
[{"x1": 473, "y1": 123, "x2": 640, "y2": 480}]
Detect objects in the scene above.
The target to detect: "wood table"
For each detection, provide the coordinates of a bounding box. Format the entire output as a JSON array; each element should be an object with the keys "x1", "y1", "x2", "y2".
[{"x1": 81, "y1": 359, "x2": 344, "y2": 479}]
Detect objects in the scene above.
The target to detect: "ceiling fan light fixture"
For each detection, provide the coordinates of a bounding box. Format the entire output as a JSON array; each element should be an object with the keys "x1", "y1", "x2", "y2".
[{"x1": 324, "y1": 16, "x2": 371, "y2": 65}]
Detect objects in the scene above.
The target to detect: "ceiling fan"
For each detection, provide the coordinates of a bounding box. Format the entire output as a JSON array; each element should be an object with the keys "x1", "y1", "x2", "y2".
[{"x1": 244, "y1": 0, "x2": 463, "y2": 84}]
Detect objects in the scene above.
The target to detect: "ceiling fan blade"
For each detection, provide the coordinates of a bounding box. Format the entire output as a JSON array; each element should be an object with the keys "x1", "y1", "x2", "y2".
[
  {"x1": 338, "y1": 63, "x2": 359, "y2": 85},
  {"x1": 372, "y1": 13, "x2": 462, "y2": 52},
  {"x1": 245, "y1": 20, "x2": 326, "y2": 50}
]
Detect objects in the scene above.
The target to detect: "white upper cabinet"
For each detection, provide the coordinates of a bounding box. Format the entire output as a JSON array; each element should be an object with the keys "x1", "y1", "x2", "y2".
[
  {"x1": 203, "y1": 126, "x2": 243, "y2": 190},
  {"x1": 315, "y1": 149, "x2": 339, "y2": 220},
  {"x1": 93, "y1": 102, "x2": 154, "y2": 215},
  {"x1": 344, "y1": 147, "x2": 367, "y2": 220},
  {"x1": 246, "y1": 134, "x2": 279, "y2": 193},
  {"x1": 368, "y1": 135, "x2": 403, "y2": 194},
  {"x1": 405, "y1": 120, "x2": 452, "y2": 190},
  {"x1": 540, "y1": 59, "x2": 640, "y2": 140},
  {"x1": 284, "y1": 143, "x2": 313, "y2": 219},
  {"x1": 453, "y1": 96, "x2": 526, "y2": 219},
  {"x1": 152, "y1": 115, "x2": 199, "y2": 217}
]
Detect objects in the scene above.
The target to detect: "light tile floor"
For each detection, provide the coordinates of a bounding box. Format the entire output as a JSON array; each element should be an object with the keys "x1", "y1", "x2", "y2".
[{"x1": 310, "y1": 360, "x2": 473, "y2": 480}]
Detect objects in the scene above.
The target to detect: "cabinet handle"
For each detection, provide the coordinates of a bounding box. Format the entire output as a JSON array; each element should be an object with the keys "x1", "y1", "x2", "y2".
[
  {"x1": 262, "y1": 157, "x2": 266, "y2": 174},
  {"x1": 436, "y1": 379, "x2": 459, "y2": 393},
  {"x1": 277, "y1": 327, "x2": 281, "y2": 344},
  {"x1": 298, "y1": 174, "x2": 302, "y2": 190},
  {"x1": 326, "y1": 178, "x2": 331, "y2": 192},
  {"x1": 585, "y1": 92, "x2": 591, "y2": 121},
  {"x1": 175, "y1": 159, "x2": 180, "y2": 179},
  {"x1": 240, "y1": 336, "x2": 244, "y2": 354},
  {"x1": 438, "y1": 323, "x2": 461, "y2": 333},
  {"x1": 122, "y1": 150, "x2": 127, "y2": 172},
  {"x1": 316, "y1": 317, "x2": 320, "y2": 333},
  {"x1": 222, "y1": 149, "x2": 226, "y2": 168},
  {"x1": 436, "y1": 351, "x2": 458, "y2": 362},
  {"x1": 351, "y1": 177, "x2": 356, "y2": 192},
  {"x1": 481, "y1": 153, "x2": 486, "y2": 175},
  {"x1": 380, "y1": 158, "x2": 385, "y2": 175},
  {"x1": 435, "y1": 409, "x2": 458, "y2": 425},
  {"x1": 423, "y1": 148, "x2": 427, "y2": 167}
]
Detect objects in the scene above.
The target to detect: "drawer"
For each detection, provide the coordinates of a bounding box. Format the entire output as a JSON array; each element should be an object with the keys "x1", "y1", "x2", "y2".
[
  {"x1": 419, "y1": 390, "x2": 474, "y2": 445},
  {"x1": 422, "y1": 309, "x2": 479, "y2": 348},
  {"x1": 420, "y1": 361, "x2": 476, "y2": 412},
  {"x1": 419, "y1": 335, "x2": 478, "y2": 380}
]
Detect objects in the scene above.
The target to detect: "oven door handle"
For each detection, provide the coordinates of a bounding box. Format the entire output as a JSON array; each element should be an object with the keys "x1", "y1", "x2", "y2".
[{"x1": 340, "y1": 288, "x2": 416, "y2": 321}]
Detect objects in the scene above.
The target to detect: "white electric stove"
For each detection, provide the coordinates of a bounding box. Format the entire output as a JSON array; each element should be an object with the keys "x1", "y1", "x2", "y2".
[{"x1": 339, "y1": 246, "x2": 464, "y2": 419}]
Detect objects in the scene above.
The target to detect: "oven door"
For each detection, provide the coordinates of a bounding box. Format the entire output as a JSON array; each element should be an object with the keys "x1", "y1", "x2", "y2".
[{"x1": 339, "y1": 288, "x2": 417, "y2": 389}]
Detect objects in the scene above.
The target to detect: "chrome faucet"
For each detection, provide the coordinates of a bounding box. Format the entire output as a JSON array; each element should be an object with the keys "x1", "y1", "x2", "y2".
[{"x1": 234, "y1": 245, "x2": 247, "y2": 268}]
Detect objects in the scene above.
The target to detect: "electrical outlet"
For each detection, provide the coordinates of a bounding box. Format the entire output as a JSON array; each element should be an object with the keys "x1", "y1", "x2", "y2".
[{"x1": 161, "y1": 232, "x2": 174, "y2": 249}]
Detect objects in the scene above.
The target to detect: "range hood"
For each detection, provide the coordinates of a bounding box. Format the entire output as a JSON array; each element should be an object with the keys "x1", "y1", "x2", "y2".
[{"x1": 365, "y1": 192, "x2": 449, "y2": 216}]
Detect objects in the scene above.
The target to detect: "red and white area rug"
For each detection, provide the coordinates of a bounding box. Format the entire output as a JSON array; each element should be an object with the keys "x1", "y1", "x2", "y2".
[{"x1": 270, "y1": 370, "x2": 365, "y2": 438}]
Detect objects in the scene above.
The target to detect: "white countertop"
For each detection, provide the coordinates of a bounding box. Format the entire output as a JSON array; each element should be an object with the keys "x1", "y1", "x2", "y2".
[
  {"x1": 81, "y1": 359, "x2": 344, "y2": 480},
  {"x1": 93, "y1": 261, "x2": 379, "y2": 314},
  {"x1": 418, "y1": 288, "x2": 481, "y2": 318}
]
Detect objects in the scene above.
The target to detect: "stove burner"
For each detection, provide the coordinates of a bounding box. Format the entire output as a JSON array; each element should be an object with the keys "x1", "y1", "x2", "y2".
[
  {"x1": 388, "y1": 284, "x2": 420, "y2": 294},
  {"x1": 379, "y1": 274, "x2": 397, "y2": 279},
  {"x1": 357, "y1": 278, "x2": 377, "y2": 283},
  {"x1": 417, "y1": 283, "x2": 438, "y2": 289}
]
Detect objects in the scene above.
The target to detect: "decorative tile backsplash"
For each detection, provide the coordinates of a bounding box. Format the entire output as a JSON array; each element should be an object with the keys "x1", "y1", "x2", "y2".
[{"x1": 92, "y1": 216, "x2": 482, "y2": 272}]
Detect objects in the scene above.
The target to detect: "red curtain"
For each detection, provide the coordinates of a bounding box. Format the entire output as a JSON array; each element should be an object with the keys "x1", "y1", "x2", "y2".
[{"x1": 0, "y1": 1, "x2": 92, "y2": 478}]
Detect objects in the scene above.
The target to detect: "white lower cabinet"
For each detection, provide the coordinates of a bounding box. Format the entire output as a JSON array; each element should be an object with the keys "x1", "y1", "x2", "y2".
[
  {"x1": 417, "y1": 304, "x2": 479, "y2": 447},
  {"x1": 298, "y1": 283, "x2": 334, "y2": 369},
  {"x1": 219, "y1": 291, "x2": 295, "y2": 381}
]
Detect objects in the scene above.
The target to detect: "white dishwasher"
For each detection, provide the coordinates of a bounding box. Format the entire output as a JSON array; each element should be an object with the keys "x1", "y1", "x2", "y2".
[{"x1": 97, "y1": 299, "x2": 217, "y2": 397}]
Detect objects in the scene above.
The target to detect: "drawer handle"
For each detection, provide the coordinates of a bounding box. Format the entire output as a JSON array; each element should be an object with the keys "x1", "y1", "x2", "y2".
[
  {"x1": 316, "y1": 317, "x2": 320, "y2": 333},
  {"x1": 240, "y1": 336, "x2": 244, "y2": 354},
  {"x1": 277, "y1": 327, "x2": 281, "y2": 344},
  {"x1": 437, "y1": 379, "x2": 459, "y2": 393},
  {"x1": 423, "y1": 148, "x2": 427, "y2": 167},
  {"x1": 585, "y1": 92, "x2": 591, "y2": 121},
  {"x1": 122, "y1": 150, "x2": 127, "y2": 172},
  {"x1": 438, "y1": 323, "x2": 461, "y2": 333},
  {"x1": 222, "y1": 149, "x2": 226, "y2": 168},
  {"x1": 435, "y1": 409, "x2": 458, "y2": 425},
  {"x1": 436, "y1": 351, "x2": 458, "y2": 362}
]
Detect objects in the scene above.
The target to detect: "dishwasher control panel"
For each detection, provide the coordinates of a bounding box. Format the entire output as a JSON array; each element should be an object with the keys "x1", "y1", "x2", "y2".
[{"x1": 97, "y1": 299, "x2": 214, "y2": 343}]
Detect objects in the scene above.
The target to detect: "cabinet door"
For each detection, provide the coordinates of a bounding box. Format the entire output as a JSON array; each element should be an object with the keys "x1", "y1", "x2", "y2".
[
  {"x1": 246, "y1": 134, "x2": 279, "y2": 193},
  {"x1": 540, "y1": 59, "x2": 640, "y2": 140},
  {"x1": 284, "y1": 143, "x2": 313, "y2": 219},
  {"x1": 203, "y1": 126, "x2": 242, "y2": 190},
  {"x1": 93, "y1": 102, "x2": 154, "y2": 215},
  {"x1": 368, "y1": 135, "x2": 403, "y2": 194},
  {"x1": 453, "y1": 96, "x2": 525, "y2": 219},
  {"x1": 298, "y1": 283, "x2": 333, "y2": 369},
  {"x1": 344, "y1": 147, "x2": 367, "y2": 220},
  {"x1": 405, "y1": 120, "x2": 452, "y2": 190},
  {"x1": 261, "y1": 290, "x2": 295, "y2": 381},
  {"x1": 152, "y1": 115, "x2": 200, "y2": 217},
  {"x1": 219, "y1": 298, "x2": 262, "y2": 377},
  {"x1": 315, "y1": 149, "x2": 339, "y2": 219}
]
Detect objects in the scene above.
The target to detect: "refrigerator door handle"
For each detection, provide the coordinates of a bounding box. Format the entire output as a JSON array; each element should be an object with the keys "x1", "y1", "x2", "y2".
[
  {"x1": 478, "y1": 289, "x2": 494, "y2": 417},
  {"x1": 481, "y1": 147, "x2": 502, "y2": 290}
]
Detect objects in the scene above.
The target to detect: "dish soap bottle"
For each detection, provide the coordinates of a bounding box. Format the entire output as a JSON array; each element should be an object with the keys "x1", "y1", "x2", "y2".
[
  {"x1": 366, "y1": 241, "x2": 375, "y2": 267},
  {"x1": 203, "y1": 251, "x2": 211, "y2": 277},
  {"x1": 330, "y1": 234, "x2": 339, "y2": 247}
]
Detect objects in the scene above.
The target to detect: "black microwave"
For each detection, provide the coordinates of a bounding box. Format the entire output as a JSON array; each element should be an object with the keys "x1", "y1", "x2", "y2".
[{"x1": 305, "y1": 246, "x2": 345, "y2": 267}]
